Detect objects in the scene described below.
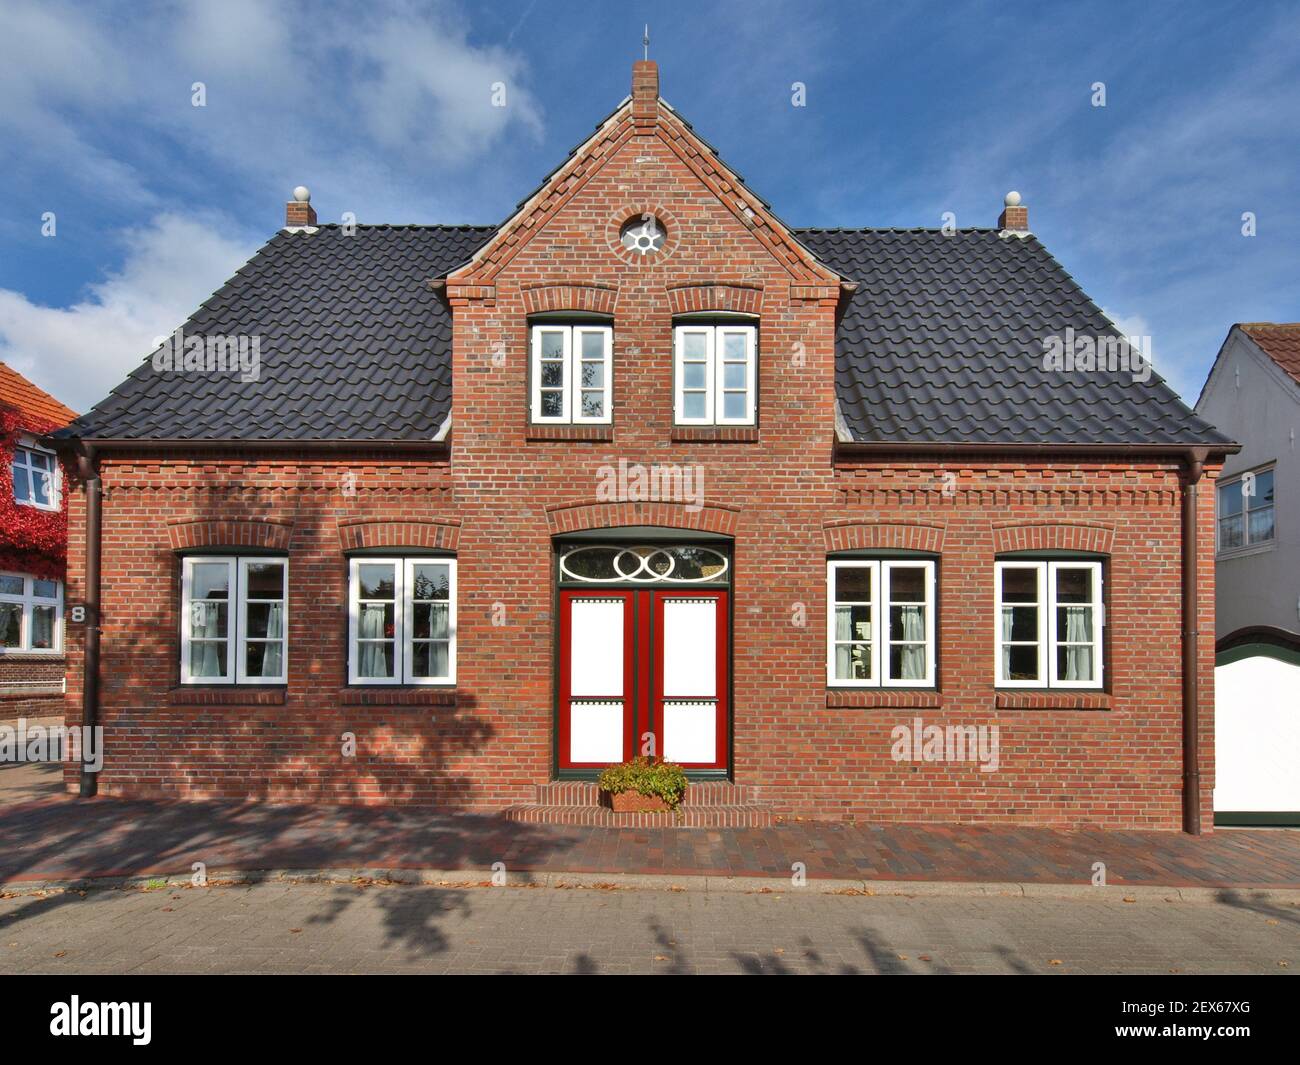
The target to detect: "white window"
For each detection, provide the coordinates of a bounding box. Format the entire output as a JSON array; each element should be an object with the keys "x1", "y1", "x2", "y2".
[
  {"x1": 1217, "y1": 466, "x2": 1275, "y2": 552},
  {"x1": 995, "y1": 560, "x2": 1103, "y2": 689},
  {"x1": 0, "y1": 573, "x2": 63, "y2": 653},
  {"x1": 348, "y1": 558, "x2": 456, "y2": 685},
  {"x1": 827, "y1": 560, "x2": 936, "y2": 687},
  {"x1": 12, "y1": 441, "x2": 60, "y2": 511},
  {"x1": 530, "y1": 324, "x2": 612, "y2": 424},
  {"x1": 180, "y1": 556, "x2": 287, "y2": 684},
  {"x1": 674, "y1": 323, "x2": 756, "y2": 426}
]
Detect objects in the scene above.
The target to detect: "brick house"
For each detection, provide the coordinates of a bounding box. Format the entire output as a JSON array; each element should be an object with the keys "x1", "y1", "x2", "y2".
[
  {"x1": 54, "y1": 61, "x2": 1235, "y2": 830},
  {"x1": 0, "y1": 362, "x2": 76, "y2": 720}
]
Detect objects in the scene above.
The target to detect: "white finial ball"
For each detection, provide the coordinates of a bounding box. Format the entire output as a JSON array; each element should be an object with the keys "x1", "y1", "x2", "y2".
[
  {"x1": 1004, "y1": 190, "x2": 1022, "y2": 207},
  {"x1": 292, "y1": 186, "x2": 311, "y2": 203}
]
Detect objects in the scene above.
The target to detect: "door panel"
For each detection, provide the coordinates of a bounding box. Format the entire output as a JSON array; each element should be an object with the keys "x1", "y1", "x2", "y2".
[
  {"x1": 653, "y1": 590, "x2": 728, "y2": 771},
  {"x1": 558, "y1": 592, "x2": 634, "y2": 769}
]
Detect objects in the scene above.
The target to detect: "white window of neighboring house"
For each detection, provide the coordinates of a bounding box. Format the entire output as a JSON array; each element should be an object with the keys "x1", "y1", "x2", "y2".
[
  {"x1": 826, "y1": 560, "x2": 936, "y2": 687},
  {"x1": 180, "y1": 556, "x2": 288, "y2": 684},
  {"x1": 995, "y1": 560, "x2": 1103, "y2": 689},
  {"x1": 348, "y1": 558, "x2": 456, "y2": 685},
  {"x1": 1217, "y1": 465, "x2": 1275, "y2": 552},
  {"x1": 674, "y1": 324, "x2": 757, "y2": 426},
  {"x1": 0, "y1": 573, "x2": 63, "y2": 653},
  {"x1": 12, "y1": 441, "x2": 60, "y2": 510},
  {"x1": 529, "y1": 324, "x2": 613, "y2": 424}
]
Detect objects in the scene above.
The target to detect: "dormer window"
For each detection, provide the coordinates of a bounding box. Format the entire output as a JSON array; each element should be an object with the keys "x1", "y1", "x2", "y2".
[
  {"x1": 529, "y1": 323, "x2": 613, "y2": 425},
  {"x1": 673, "y1": 323, "x2": 756, "y2": 426},
  {"x1": 12, "y1": 440, "x2": 60, "y2": 511}
]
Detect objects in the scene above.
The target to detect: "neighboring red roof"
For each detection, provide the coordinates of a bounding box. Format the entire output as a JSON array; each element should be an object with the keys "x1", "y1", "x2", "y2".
[
  {"x1": 0, "y1": 362, "x2": 77, "y2": 430},
  {"x1": 1240, "y1": 323, "x2": 1300, "y2": 388}
]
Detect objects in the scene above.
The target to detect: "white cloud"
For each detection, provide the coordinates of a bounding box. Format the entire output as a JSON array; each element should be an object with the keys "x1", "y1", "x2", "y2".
[{"x1": 0, "y1": 214, "x2": 260, "y2": 413}]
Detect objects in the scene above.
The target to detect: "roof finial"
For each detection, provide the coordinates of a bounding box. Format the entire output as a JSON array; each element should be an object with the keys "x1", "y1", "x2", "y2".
[{"x1": 643, "y1": 24, "x2": 649, "y2": 61}]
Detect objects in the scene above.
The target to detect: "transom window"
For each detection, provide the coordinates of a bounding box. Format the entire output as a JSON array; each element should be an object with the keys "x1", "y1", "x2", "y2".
[
  {"x1": 0, "y1": 573, "x2": 63, "y2": 653},
  {"x1": 12, "y1": 442, "x2": 60, "y2": 510},
  {"x1": 673, "y1": 324, "x2": 756, "y2": 426},
  {"x1": 1217, "y1": 466, "x2": 1275, "y2": 552},
  {"x1": 827, "y1": 560, "x2": 936, "y2": 687},
  {"x1": 348, "y1": 558, "x2": 456, "y2": 685},
  {"x1": 181, "y1": 557, "x2": 287, "y2": 684},
  {"x1": 995, "y1": 560, "x2": 1103, "y2": 689},
  {"x1": 560, "y1": 545, "x2": 729, "y2": 584},
  {"x1": 530, "y1": 324, "x2": 613, "y2": 424}
]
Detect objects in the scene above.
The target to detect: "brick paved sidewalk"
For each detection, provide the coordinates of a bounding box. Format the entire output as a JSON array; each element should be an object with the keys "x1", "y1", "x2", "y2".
[{"x1": 1, "y1": 794, "x2": 1297, "y2": 889}]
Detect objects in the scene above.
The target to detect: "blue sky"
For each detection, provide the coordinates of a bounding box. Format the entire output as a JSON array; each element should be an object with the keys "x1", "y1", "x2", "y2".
[{"x1": 1, "y1": 0, "x2": 1297, "y2": 413}]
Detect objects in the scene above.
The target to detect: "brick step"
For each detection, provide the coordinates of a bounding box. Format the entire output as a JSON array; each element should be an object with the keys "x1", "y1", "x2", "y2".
[
  {"x1": 498, "y1": 803, "x2": 773, "y2": 828},
  {"x1": 534, "y1": 780, "x2": 759, "y2": 807}
]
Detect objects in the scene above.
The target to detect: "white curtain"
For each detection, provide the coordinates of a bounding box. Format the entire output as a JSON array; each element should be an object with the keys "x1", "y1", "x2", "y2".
[
  {"x1": 193, "y1": 602, "x2": 223, "y2": 677},
  {"x1": 359, "y1": 604, "x2": 388, "y2": 677},
  {"x1": 1062, "y1": 606, "x2": 1092, "y2": 681},
  {"x1": 897, "y1": 606, "x2": 926, "y2": 680},
  {"x1": 1000, "y1": 607, "x2": 1014, "y2": 679},
  {"x1": 262, "y1": 602, "x2": 284, "y2": 676}
]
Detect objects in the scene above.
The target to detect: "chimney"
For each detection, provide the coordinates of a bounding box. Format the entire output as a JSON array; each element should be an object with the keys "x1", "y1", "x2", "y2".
[
  {"x1": 998, "y1": 190, "x2": 1029, "y2": 234},
  {"x1": 632, "y1": 60, "x2": 659, "y2": 132},
  {"x1": 285, "y1": 185, "x2": 317, "y2": 229}
]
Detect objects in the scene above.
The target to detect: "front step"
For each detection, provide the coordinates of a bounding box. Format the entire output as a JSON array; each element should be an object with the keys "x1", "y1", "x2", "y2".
[{"x1": 500, "y1": 780, "x2": 773, "y2": 828}]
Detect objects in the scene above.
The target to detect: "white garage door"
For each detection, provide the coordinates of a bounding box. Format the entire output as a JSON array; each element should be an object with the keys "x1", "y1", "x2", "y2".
[{"x1": 1214, "y1": 653, "x2": 1300, "y2": 822}]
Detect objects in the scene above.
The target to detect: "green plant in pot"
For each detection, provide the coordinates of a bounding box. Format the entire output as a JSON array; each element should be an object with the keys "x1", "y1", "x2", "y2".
[{"x1": 597, "y1": 756, "x2": 688, "y2": 813}]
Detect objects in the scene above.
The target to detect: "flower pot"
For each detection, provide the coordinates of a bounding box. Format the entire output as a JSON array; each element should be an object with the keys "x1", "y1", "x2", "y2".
[{"x1": 603, "y1": 790, "x2": 672, "y2": 813}]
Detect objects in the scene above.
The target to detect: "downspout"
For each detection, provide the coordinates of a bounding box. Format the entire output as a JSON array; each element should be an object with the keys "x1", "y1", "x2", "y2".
[
  {"x1": 75, "y1": 445, "x2": 102, "y2": 798},
  {"x1": 1181, "y1": 447, "x2": 1208, "y2": 835}
]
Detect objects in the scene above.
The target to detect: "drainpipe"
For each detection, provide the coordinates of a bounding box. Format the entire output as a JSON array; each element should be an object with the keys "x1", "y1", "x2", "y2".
[
  {"x1": 1181, "y1": 447, "x2": 1209, "y2": 835},
  {"x1": 75, "y1": 445, "x2": 102, "y2": 798}
]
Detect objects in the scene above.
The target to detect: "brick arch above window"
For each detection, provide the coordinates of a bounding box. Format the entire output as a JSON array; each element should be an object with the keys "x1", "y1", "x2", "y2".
[
  {"x1": 823, "y1": 520, "x2": 945, "y2": 554},
  {"x1": 521, "y1": 282, "x2": 619, "y2": 317},
  {"x1": 546, "y1": 499, "x2": 740, "y2": 537},
  {"x1": 666, "y1": 281, "x2": 763, "y2": 317},
  {"x1": 167, "y1": 520, "x2": 293, "y2": 552},
  {"x1": 992, "y1": 521, "x2": 1114, "y2": 556},
  {"x1": 337, "y1": 519, "x2": 461, "y2": 553}
]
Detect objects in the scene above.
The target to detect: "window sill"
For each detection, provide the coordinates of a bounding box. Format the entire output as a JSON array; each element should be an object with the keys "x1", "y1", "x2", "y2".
[
  {"x1": 168, "y1": 686, "x2": 287, "y2": 706},
  {"x1": 526, "y1": 424, "x2": 613, "y2": 442},
  {"x1": 1216, "y1": 542, "x2": 1275, "y2": 561},
  {"x1": 826, "y1": 688, "x2": 942, "y2": 708},
  {"x1": 339, "y1": 687, "x2": 457, "y2": 706},
  {"x1": 0, "y1": 650, "x2": 66, "y2": 659},
  {"x1": 994, "y1": 691, "x2": 1111, "y2": 710},
  {"x1": 671, "y1": 426, "x2": 759, "y2": 443}
]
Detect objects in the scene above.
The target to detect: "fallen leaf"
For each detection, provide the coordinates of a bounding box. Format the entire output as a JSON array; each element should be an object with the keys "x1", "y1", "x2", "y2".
[
  {"x1": 53, "y1": 951, "x2": 66, "y2": 958},
  {"x1": 290, "y1": 928, "x2": 303, "y2": 934},
  {"x1": 1049, "y1": 959, "x2": 1062, "y2": 966}
]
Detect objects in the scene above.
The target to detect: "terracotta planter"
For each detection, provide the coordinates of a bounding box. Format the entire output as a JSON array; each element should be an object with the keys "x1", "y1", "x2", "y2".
[{"x1": 603, "y1": 789, "x2": 672, "y2": 813}]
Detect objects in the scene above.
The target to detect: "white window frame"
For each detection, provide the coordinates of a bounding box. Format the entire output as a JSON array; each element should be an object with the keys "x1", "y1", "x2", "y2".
[
  {"x1": 1216, "y1": 464, "x2": 1276, "y2": 554},
  {"x1": 674, "y1": 324, "x2": 756, "y2": 426},
  {"x1": 12, "y1": 437, "x2": 61, "y2": 511},
  {"x1": 994, "y1": 560, "x2": 1103, "y2": 690},
  {"x1": 826, "y1": 559, "x2": 936, "y2": 688},
  {"x1": 347, "y1": 557, "x2": 457, "y2": 686},
  {"x1": 180, "y1": 556, "x2": 288, "y2": 685},
  {"x1": 0, "y1": 572, "x2": 63, "y2": 654},
  {"x1": 529, "y1": 324, "x2": 613, "y2": 425}
]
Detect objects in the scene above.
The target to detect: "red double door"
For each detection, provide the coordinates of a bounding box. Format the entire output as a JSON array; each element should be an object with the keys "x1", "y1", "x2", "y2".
[{"x1": 557, "y1": 588, "x2": 729, "y2": 771}]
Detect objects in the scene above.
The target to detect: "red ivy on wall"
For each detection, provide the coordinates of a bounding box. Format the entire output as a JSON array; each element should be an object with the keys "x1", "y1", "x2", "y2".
[{"x1": 0, "y1": 404, "x2": 68, "y2": 582}]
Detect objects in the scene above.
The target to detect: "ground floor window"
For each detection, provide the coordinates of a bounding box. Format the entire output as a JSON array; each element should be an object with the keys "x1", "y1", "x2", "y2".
[
  {"x1": 827, "y1": 559, "x2": 936, "y2": 687},
  {"x1": 0, "y1": 573, "x2": 62, "y2": 653},
  {"x1": 995, "y1": 560, "x2": 1103, "y2": 689},
  {"x1": 348, "y1": 557, "x2": 456, "y2": 685},
  {"x1": 181, "y1": 556, "x2": 287, "y2": 684}
]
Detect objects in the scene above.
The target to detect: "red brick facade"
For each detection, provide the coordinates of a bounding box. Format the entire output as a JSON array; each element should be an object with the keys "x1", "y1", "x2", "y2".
[{"x1": 58, "y1": 66, "x2": 1220, "y2": 829}]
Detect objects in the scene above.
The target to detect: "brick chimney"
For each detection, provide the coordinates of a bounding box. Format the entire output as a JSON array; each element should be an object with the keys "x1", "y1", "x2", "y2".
[
  {"x1": 632, "y1": 60, "x2": 659, "y2": 132},
  {"x1": 998, "y1": 190, "x2": 1029, "y2": 234},
  {"x1": 285, "y1": 185, "x2": 317, "y2": 229}
]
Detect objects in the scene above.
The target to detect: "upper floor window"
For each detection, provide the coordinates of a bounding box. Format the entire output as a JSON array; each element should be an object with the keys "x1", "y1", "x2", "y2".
[
  {"x1": 1217, "y1": 465, "x2": 1274, "y2": 553},
  {"x1": 674, "y1": 323, "x2": 756, "y2": 426},
  {"x1": 827, "y1": 560, "x2": 936, "y2": 687},
  {"x1": 530, "y1": 324, "x2": 612, "y2": 425},
  {"x1": 348, "y1": 557, "x2": 456, "y2": 685},
  {"x1": 0, "y1": 573, "x2": 62, "y2": 653},
  {"x1": 181, "y1": 556, "x2": 287, "y2": 685},
  {"x1": 995, "y1": 560, "x2": 1103, "y2": 689},
  {"x1": 12, "y1": 442, "x2": 60, "y2": 511}
]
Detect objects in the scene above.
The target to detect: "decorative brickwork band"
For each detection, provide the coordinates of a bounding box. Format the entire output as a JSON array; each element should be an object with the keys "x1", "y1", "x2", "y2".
[
  {"x1": 823, "y1": 519, "x2": 945, "y2": 554},
  {"x1": 521, "y1": 282, "x2": 618, "y2": 316},
  {"x1": 666, "y1": 281, "x2": 762, "y2": 317},
  {"x1": 546, "y1": 499, "x2": 739, "y2": 537},
  {"x1": 992, "y1": 521, "x2": 1114, "y2": 555},
  {"x1": 337, "y1": 519, "x2": 461, "y2": 553},
  {"x1": 167, "y1": 520, "x2": 293, "y2": 552}
]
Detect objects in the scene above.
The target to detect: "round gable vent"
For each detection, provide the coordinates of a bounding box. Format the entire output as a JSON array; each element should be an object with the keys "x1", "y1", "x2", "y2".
[{"x1": 620, "y1": 214, "x2": 665, "y2": 256}]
